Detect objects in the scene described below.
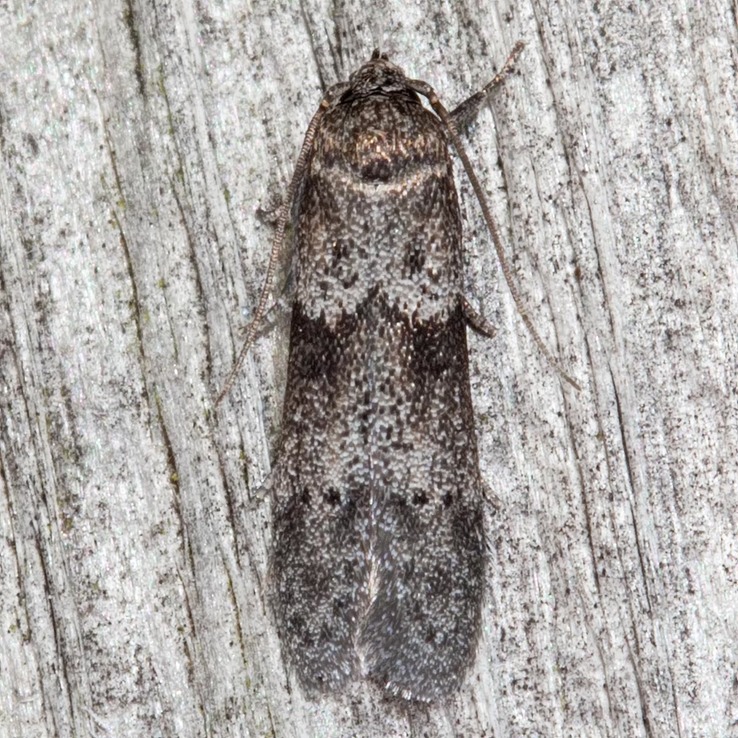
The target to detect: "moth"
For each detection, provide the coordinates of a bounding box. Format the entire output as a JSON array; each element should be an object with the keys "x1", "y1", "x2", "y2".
[{"x1": 218, "y1": 43, "x2": 577, "y2": 701}]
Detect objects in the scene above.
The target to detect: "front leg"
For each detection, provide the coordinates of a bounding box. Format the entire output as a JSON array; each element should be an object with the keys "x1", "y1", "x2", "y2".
[{"x1": 450, "y1": 40, "x2": 525, "y2": 130}]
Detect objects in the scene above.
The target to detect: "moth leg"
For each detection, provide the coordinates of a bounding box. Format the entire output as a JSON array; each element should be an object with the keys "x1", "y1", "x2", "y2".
[
  {"x1": 481, "y1": 478, "x2": 504, "y2": 511},
  {"x1": 461, "y1": 295, "x2": 496, "y2": 338},
  {"x1": 449, "y1": 41, "x2": 524, "y2": 130},
  {"x1": 255, "y1": 195, "x2": 283, "y2": 226}
]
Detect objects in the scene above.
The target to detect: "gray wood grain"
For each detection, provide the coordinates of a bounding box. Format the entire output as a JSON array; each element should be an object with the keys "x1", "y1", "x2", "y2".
[{"x1": 1, "y1": 1, "x2": 736, "y2": 736}]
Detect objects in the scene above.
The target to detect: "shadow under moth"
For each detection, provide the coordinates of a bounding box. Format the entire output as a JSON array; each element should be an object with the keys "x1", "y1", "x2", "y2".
[{"x1": 217, "y1": 43, "x2": 578, "y2": 702}]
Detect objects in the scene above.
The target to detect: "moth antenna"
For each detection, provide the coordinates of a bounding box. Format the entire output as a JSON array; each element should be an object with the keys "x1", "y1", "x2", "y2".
[
  {"x1": 215, "y1": 98, "x2": 331, "y2": 407},
  {"x1": 409, "y1": 44, "x2": 581, "y2": 391}
]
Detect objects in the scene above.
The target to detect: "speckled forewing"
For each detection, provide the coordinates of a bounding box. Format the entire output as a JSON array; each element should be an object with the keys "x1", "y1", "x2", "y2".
[
  {"x1": 358, "y1": 302, "x2": 484, "y2": 701},
  {"x1": 270, "y1": 306, "x2": 371, "y2": 692}
]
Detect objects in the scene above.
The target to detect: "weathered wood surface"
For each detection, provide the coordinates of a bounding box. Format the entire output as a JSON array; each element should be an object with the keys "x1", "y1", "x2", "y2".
[{"x1": 1, "y1": 1, "x2": 736, "y2": 736}]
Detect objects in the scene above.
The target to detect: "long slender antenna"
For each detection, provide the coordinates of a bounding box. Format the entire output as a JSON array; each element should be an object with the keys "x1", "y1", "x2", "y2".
[
  {"x1": 409, "y1": 44, "x2": 581, "y2": 391},
  {"x1": 215, "y1": 99, "x2": 330, "y2": 407}
]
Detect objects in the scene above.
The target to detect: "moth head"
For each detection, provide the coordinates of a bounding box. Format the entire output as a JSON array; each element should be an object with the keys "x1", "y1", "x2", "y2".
[{"x1": 345, "y1": 51, "x2": 413, "y2": 99}]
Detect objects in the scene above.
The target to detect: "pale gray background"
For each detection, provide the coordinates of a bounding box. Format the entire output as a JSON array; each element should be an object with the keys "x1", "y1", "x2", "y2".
[{"x1": 1, "y1": 1, "x2": 736, "y2": 737}]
